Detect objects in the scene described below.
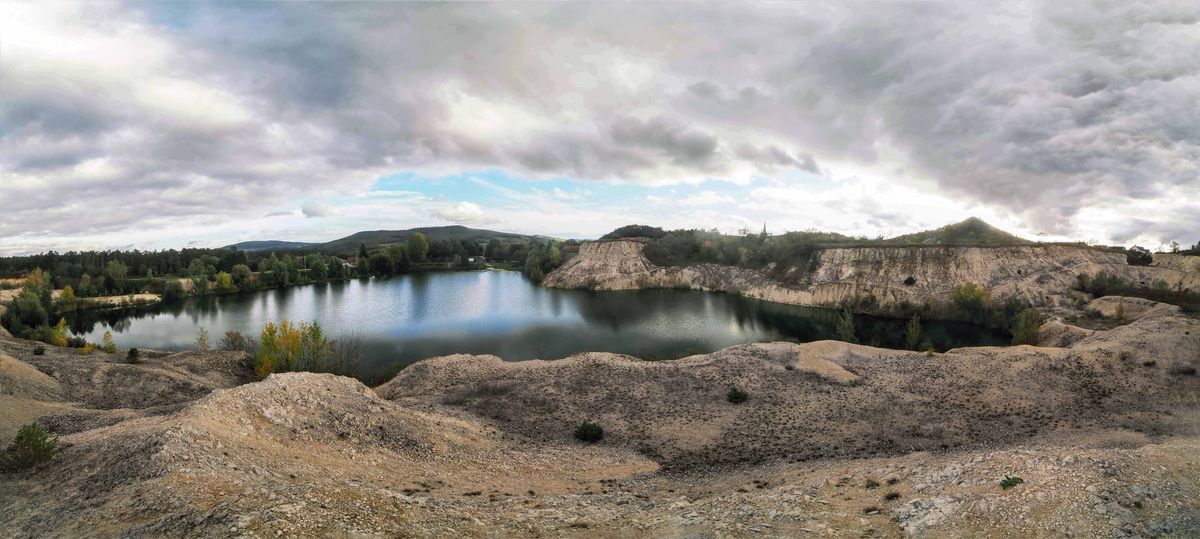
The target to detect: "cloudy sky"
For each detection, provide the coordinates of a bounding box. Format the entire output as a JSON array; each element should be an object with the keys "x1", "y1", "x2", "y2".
[{"x1": 2, "y1": 2, "x2": 1197, "y2": 255}]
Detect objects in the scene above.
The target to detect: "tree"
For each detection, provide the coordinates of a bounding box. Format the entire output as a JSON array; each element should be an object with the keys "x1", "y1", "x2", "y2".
[
  {"x1": 50, "y1": 319, "x2": 68, "y2": 348},
  {"x1": 230, "y1": 264, "x2": 253, "y2": 286},
  {"x1": 162, "y1": 280, "x2": 185, "y2": 303},
  {"x1": 185, "y1": 258, "x2": 209, "y2": 276},
  {"x1": 951, "y1": 282, "x2": 991, "y2": 322},
  {"x1": 215, "y1": 271, "x2": 236, "y2": 293},
  {"x1": 368, "y1": 252, "x2": 393, "y2": 275},
  {"x1": 1126, "y1": 246, "x2": 1152, "y2": 266},
  {"x1": 255, "y1": 320, "x2": 336, "y2": 377},
  {"x1": 196, "y1": 328, "x2": 210, "y2": 351},
  {"x1": 0, "y1": 423, "x2": 58, "y2": 472},
  {"x1": 105, "y1": 260, "x2": 128, "y2": 281},
  {"x1": 1011, "y1": 308, "x2": 1041, "y2": 345},
  {"x1": 835, "y1": 307, "x2": 858, "y2": 343},
  {"x1": 485, "y1": 239, "x2": 503, "y2": 260},
  {"x1": 101, "y1": 330, "x2": 117, "y2": 353},
  {"x1": 904, "y1": 314, "x2": 922, "y2": 351},
  {"x1": 1170, "y1": 241, "x2": 1180, "y2": 254},
  {"x1": 58, "y1": 285, "x2": 77, "y2": 310},
  {"x1": 407, "y1": 232, "x2": 429, "y2": 264}
]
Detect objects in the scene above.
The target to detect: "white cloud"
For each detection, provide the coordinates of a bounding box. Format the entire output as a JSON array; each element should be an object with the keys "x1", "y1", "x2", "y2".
[
  {"x1": 301, "y1": 200, "x2": 338, "y2": 218},
  {"x1": 432, "y1": 202, "x2": 497, "y2": 226}
]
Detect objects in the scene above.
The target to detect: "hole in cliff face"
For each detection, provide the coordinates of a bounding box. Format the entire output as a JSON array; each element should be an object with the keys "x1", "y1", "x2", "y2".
[{"x1": 903, "y1": 276, "x2": 916, "y2": 286}]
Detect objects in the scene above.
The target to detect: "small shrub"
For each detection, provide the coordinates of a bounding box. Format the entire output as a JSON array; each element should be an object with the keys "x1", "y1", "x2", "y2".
[
  {"x1": 574, "y1": 421, "x2": 604, "y2": 443},
  {"x1": 726, "y1": 385, "x2": 749, "y2": 404},
  {"x1": 864, "y1": 479, "x2": 880, "y2": 489},
  {"x1": 66, "y1": 336, "x2": 86, "y2": 348},
  {"x1": 196, "y1": 327, "x2": 210, "y2": 351},
  {"x1": 127, "y1": 348, "x2": 140, "y2": 364},
  {"x1": 32, "y1": 345, "x2": 45, "y2": 356},
  {"x1": 925, "y1": 344, "x2": 935, "y2": 357},
  {"x1": 1142, "y1": 360, "x2": 1156, "y2": 367},
  {"x1": 101, "y1": 330, "x2": 117, "y2": 354},
  {"x1": 1000, "y1": 475, "x2": 1024, "y2": 489},
  {"x1": 904, "y1": 315, "x2": 922, "y2": 351},
  {"x1": 884, "y1": 492, "x2": 902, "y2": 501},
  {"x1": 0, "y1": 423, "x2": 58, "y2": 472}
]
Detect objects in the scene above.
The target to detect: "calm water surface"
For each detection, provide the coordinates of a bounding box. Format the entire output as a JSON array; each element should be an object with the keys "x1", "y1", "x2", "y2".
[{"x1": 69, "y1": 271, "x2": 1008, "y2": 381}]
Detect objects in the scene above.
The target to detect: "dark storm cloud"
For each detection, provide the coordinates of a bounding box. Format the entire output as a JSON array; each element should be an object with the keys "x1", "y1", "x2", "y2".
[{"x1": 1, "y1": 1, "x2": 1197, "y2": 249}]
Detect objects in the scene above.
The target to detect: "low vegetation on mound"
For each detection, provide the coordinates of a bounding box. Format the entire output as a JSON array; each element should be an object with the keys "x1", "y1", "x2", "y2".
[
  {"x1": 0, "y1": 423, "x2": 58, "y2": 472},
  {"x1": 1075, "y1": 271, "x2": 1200, "y2": 312}
]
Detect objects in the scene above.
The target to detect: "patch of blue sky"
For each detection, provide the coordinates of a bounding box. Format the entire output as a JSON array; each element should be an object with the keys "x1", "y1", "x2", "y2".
[{"x1": 364, "y1": 168, "x2": 822, "y2": 210}]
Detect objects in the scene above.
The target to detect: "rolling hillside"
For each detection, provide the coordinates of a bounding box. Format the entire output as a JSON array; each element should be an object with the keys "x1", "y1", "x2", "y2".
[{"x1": 227, "y1": 226, "x2": 538, "y2": 255}]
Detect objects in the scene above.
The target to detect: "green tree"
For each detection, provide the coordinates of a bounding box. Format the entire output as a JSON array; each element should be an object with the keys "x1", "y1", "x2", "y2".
[
  {"x1": 407, "y1": 232, "x2": 429, "y2": 264},
  {"x1": 904, "y1": 314, "x2": 922, "y2": 351},
  {"x1": 835, "y1": 307, "x2": 858, "y2": 344},
  {"x1": 951, "y1": 282, "x2": 991, "y2": 322},
  {"x1": 230, "y1": 264, "x2": 253, "y2": 286},
  {"x1": 162, "y1": 280, "x2": 185, "y2": 303},
  {"x1": 368, "y1": 252, "x2": 393, "y2": 275},
  {"x1": 1011, "y1": 308, "x2": 1041, "y2": 345},
  {"x1": 101, "y1": 330, "x2": 117, "y2": 353},
  {"x1": 58, "y1": 285, "x2": 77, "y2": 310},
  {"x1": 485, "y1": 239, "x2": 503, "y2": 259},
  {"x1": 0, "y1": 423, "x2": 58, "y2": 472},
  {"x1": 105, "y1": 260, "x2": 128, "y2": 281}
]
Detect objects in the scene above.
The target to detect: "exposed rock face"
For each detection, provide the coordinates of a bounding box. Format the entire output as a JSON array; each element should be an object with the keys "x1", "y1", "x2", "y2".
[{"x1": 545, "y1": 240, "x2": 1200, "y2": 315}]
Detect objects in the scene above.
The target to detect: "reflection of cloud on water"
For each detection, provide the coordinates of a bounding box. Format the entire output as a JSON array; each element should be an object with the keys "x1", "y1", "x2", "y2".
[{"x1": 67, "y1": 272, "x2": 1010, "y2": 382}]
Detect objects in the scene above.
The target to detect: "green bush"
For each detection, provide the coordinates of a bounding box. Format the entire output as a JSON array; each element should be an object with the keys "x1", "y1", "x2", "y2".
[
  {"x1": 1010, "y1": 308, "x2": 1041, "y2": 345},
  {"x1": 32, "y1": 345, "x2": 45, "y2": 356},
  {"x1": 574, "y1": 421, "x2": 604, "y2": 443},
  {"x1": 904, "y1": 315, "x2": 922, "y2": 350},
  {"x1": 951, "y1": 282, "x2": 991, "y2": 322},
  {"x1": 127, "y1": 348, "x2": 140, "y2": 364},
  {"x1": 0, "y1": 423, "x2": 58, "y2": 472},
  {"x1": 162, "y1": 280, "x2": 185, "y2": 303},
  {"x1": 726, "y1": 385, "x2": 749, "y2": 404},
  {"x1": 835, "y1": 307, "x2": 857, "y2": 344},
  {"x1": 1000, "y1": 475, "x2": 1024, "y2": 489}
]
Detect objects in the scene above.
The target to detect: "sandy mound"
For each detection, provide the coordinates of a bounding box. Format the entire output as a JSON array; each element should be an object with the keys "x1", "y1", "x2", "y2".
[
  {"x1": 2, "y1": 299, "x2": 1197, "y2": 537},
  {"x1": 1037, "y1": 319, "x2": 1096, "y2": 347},
  {"x1": 0, "y1": 354, "x2": 62, "y2": 401}
]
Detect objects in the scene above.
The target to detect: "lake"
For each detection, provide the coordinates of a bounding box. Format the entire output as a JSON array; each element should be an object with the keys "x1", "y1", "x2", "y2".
[{"x1": 68, "y1": 271, "x2": 1009, "y2": 383}]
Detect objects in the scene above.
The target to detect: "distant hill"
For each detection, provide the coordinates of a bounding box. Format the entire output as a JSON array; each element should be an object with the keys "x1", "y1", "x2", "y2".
[
  {"x1": 887, "y1": 217, "x2": 1031, "y2": 245},
  {"x1": 229, "y1": 226, "x2": 539, "y2": 255},
  {"x1": 224, "y1": 240, "x2": 319, "y2": 252},
  {"x1": 319, "y1": 226, "x2": 533, "y2": 254}
]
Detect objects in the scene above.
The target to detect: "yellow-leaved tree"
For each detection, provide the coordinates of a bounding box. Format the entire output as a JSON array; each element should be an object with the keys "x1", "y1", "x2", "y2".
[
  {"x1": 255, "y1": 320, "x2": 331, "y2": 378},
  {"x1": 50, "y1": 318, "x2": 68, "y2": 348}
]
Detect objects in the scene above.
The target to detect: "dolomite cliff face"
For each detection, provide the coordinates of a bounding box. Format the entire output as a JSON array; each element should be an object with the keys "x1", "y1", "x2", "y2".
[{"x1": 544, "y1": 240, "x2": 1200, "y2": 313}]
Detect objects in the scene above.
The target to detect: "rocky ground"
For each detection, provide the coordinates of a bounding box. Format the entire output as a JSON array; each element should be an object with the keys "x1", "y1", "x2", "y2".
[{"x1": 1, "y1": 297, "x2": 1198, "y2": 537}]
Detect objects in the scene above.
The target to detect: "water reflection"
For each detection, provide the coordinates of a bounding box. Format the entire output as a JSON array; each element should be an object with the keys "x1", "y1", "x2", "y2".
[{"x1": 68, "y1": 271, "x2": 1008, "y2": 382}]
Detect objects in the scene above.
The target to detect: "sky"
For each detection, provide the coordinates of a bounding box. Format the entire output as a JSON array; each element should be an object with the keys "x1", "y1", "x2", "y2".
[{"x1": 1, "y1": 1, "x2": 1197, "y2": 255}]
